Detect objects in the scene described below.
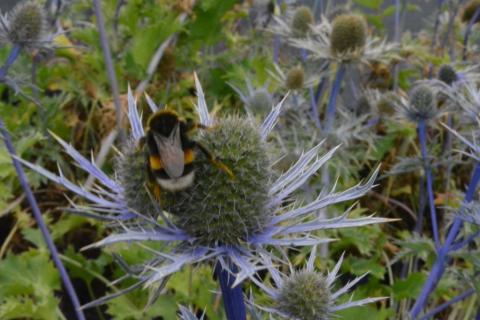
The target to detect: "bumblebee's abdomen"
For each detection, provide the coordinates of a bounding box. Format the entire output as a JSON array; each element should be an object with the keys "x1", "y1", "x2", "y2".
[{"x1": 148, "y1": 148, "x2": 196, "y2": 191}]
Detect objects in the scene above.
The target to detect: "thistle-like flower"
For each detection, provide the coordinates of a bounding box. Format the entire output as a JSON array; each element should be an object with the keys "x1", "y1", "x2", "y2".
[
  {"x1": 395, "y1": 84, "x2": 441, "y2": 123},
  {"x1": 461, "y1": 0, "x2": 480, "y2": 24},
  {"x1": 269, "y1": 63, "x2": 317, "y2": 91},
  {"x1": 270, "y1": 5, "x2": 315, "y2": 39},
  {"x1": 290, "y1": 14, "x2": 396, "y2": 64},
  {"x1": 229, "y1": 78, "x2": 273, "y2": 115},
  {"x1": 251, "y1": 248, "x2": 386, "y2": 320},
  {"x1": 0, "y1": 1, "x2": 47, "y2": 49},
  {"x1": 18, "y1": 75, "x2": 390, "y2": 307}
]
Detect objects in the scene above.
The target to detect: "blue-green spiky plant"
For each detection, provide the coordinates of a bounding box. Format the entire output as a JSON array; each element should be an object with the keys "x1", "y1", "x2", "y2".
[{"x1": 19, "y1": 74, "x2": 391, "y2": 318}]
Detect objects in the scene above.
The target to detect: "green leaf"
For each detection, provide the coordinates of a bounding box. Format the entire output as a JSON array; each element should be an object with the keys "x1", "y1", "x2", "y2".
[
  {"x1": 392, "y1": 272, "x2": 427, "y2": 299},
  {"x1": 354, "y1": 0, "x2": 384, "y2": 10},
  {"x1": 0, "y1": 250, "x2": 62, "y2": 320}
]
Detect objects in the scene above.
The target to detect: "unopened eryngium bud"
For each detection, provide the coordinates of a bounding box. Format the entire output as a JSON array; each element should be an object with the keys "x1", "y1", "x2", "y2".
[
  {"x1": 7, "y1": 1, "x2": 45, "y2": 47},
  {"x1": 276, "y1": 271, "x2": 332, "y2": 320},
  {"x1": 408, "y1": 85, "x2": 437, "y2": 121},
  {"x1": 462, "y1": 0, "x2": 480, "y2": 23},
  {"x1": 330, "y1": 14, "x2": 367, "y2": 56},
  {"x1": 291, "y1": 6, "x2": 314, "y2": 37},
  {"x1": 161, "y1": 116, "x2": 273, "y2": 245},
  {"x1": 286, "y1": 66, "x2": 305, "y2": 90},
  {"x1": 247, "y1": 88, "x2": 273, "y2": 112},
  {"x1": 438, "y1": 64, "x2": 457, "y2": 85}
]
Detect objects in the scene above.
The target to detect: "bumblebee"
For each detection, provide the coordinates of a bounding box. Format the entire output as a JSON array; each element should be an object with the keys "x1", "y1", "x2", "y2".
[{"x1": 142, "y1": 110, "x2": 233, "y2": 195}]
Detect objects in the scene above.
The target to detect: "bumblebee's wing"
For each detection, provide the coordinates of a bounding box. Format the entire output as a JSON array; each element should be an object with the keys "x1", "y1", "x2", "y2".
[{"x1": 153, "y1": 124, "x2": 185, "y2": 179}]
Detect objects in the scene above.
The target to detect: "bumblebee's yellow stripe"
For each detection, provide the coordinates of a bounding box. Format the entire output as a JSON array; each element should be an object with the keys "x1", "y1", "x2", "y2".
[
  {"x1": 150, "y1": 150, "x2": 195, "y2": 171},
  {"x1": 184, "y1": 149, "x2": 195, "y2": 164},
  {"x1": 149, "y1": 155, "x2": 163, "y2": 170}
]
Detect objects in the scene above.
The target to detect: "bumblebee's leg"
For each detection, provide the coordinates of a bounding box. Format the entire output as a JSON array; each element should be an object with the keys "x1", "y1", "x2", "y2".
[{"x1": 195, "y1": 142, "x2": 235, "y2": 179}]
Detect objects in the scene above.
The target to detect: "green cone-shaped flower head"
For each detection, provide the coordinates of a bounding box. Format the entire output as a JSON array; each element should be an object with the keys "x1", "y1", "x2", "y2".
[
  {"x1": 247, "y1": 88, "x2": 273, "y2": 113},
  {"x1": 7, "y1": 1, "x2": 45, "y2": 47},
  {"x1": 408, "y1": 84, "x2": 437, "y2": 121},
  {"x1": 291, "y1": 6, "x2": 314, "y2": 37},
  {"x1": 330, "y1": 14, "x2": 367, "y2": 57},
  {"x1": 277, "y1": 271, "x2": 332, "y2": 320},
  {"x1": 462, "y1": 0, "x2": 480, "y2": 23},
  {"x1": 286, "y1": 66, "x2": 305, "y2": 90},
  {"x1": 161, "y1": 116, "x2": 272, "y2": 245},
  {"x1": 438, "y1": 64, "x2": 458, "y2": 85}
]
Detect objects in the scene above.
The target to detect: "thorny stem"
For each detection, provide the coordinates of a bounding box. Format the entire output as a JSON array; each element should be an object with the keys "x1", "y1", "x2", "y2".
[
  {"x1": 324, "y1": 63, "x2": 346, "y2": 133},
  {"x1": 215, "y1": 263, "x2": 246, "y2": 320},
  {"x1": 420, "y1": 288, "x2": 476, "y2": 320},
  {"x1": 411, "y1": 163, "x2": 480, "y2": 318},
  {"x1": 0, "y1": 44, "x2": 21, "y2": 80},
  {"x1": 418, "y1": 120, "x2": 440, "y2": 250},
  {"x1": 93, "y1": 0, "x2": 126, "y2": 145},
  {"x1": 0, "y1": 119, "x2": 86, "y2": 320},
  {"x1": 462, "y1": 7, "x2": 480, "y2": 61}
]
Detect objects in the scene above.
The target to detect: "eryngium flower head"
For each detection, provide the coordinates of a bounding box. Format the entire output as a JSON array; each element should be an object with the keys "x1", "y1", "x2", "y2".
[
  {"x1": 229, "y1": 79, "x2": 273, "y2": 115},
  {"x1": 19, "y1": 73, "x2": 391, "y2": 308},
  {"x1": 396, "y1": 84, "x2": 439, "y2": 122},
  {"x1": 462, "y1": 0, "x2": 480, "y2": 23},
  {"x1": 290, "y1": 14, "x2": 396, "y2": 64},
  {"x1": 330, "y1": 14, "x2": 367, "y2": 56},
  {"x1": 160, "y1": 116, "x2": 272, "y2": 245},
  {"x1": 0, "y1": 1, "x2": 45, "y2": 47},
  {"x1": 291, "y1": 6, "x2": 314, "y2": 38},
  {"x1": 277, "y1": 271, "x2": 331, "y2": 320},
  {"x1": 285, "y1": 65, "x2": 305, "y2": 90},
  {"x1": 252, "y1": 248, "x2": 387, "y2": 319},
  {"x1": 408, "y1": 85, "x2": 436, "y2": 120},
  {"x1": 438, "y1": 64, "x2": 458, "y2": 85},
  {"x1": 247, "y1": 88, "x2": 273, "y2": 112}
]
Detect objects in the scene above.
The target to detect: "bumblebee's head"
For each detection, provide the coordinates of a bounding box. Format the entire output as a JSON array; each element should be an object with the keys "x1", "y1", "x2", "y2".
[
  {"x1": 148, "y1": 110, "x2": 182, "y2": 137},
  {"x1": 146, "y1": 110, "x2": 186, "y2": 179}
]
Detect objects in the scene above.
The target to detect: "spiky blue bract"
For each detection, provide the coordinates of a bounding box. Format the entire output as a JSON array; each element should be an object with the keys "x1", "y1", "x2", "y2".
[{"x1": 19, "y1": 76, "x2": 392, "y2": 308}]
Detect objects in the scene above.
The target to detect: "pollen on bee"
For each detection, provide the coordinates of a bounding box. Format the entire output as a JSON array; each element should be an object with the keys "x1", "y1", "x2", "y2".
[
  {"x1": 149, "y1": 155, "x2": 163, "y2": 170},
  {"x1": 184, "y1": 149, "x2": 195, "y2": 164}
]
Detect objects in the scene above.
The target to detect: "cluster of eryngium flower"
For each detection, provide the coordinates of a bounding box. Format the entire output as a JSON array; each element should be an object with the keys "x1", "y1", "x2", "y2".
[{"x1": 19, "y1": 74, "x2": 392, "y2": 318}]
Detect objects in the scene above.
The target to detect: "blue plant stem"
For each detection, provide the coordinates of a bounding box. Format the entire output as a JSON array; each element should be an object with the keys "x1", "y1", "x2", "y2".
[
  {"x1": 450, "y1": 230, "x2": 480, "y2": 251},
  {"x1": 324, "y1": 63, "x2": 346, "y2": 133},
  {"x1": 215, "y1": 263, "x2": 246, "y2": 320},
  {"x1": 0, "y1": 45, "x2": 21, "y2": 80},
  {"x1": 462, "y1": 7, "x2": 480, "y2": 61},
  {"x1": 0, "y1": 118, "x2": 85, "y2": 320},
  {"x1": 300, "y1": 48, "x2": 322, "y2": 129},
  {"x1": 420, "y1": 288, "x2": 475, "y2": 320},
  {"x1": 418, "y1": 120, "x2": 440, "y2": 250},
  {"x1": 93, "y1": 0, "x2": 126, "y2": 145},
  {"x1": 411, "y1": 163, "x2": 480, "y2": 318}
]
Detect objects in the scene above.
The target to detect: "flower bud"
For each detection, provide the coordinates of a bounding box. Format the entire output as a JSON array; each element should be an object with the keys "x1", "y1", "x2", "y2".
[
  {"x1": 276, "y1": 271, "x2": 331, "y2": 320},
  {"x1": 7, "y1": 1, "x2": 45, "y2": 47},
  {"x1": 285, "y1": 66, "x2": 305, "y2": 90},
  {"x1": 330, "y1": 14, "x2": 367, "y2": 56},
  {"x1": 438, "y1": 64, "x2": 457, "y2": 85},
  {"x1": 291, "y1": 6, "x2": 314, "y2": 38}
]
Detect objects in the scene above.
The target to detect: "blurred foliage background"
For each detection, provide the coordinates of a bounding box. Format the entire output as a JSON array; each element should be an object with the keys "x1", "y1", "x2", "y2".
[{"x1": 0, "y1": 0, "x2": 479, "y2": 319}]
